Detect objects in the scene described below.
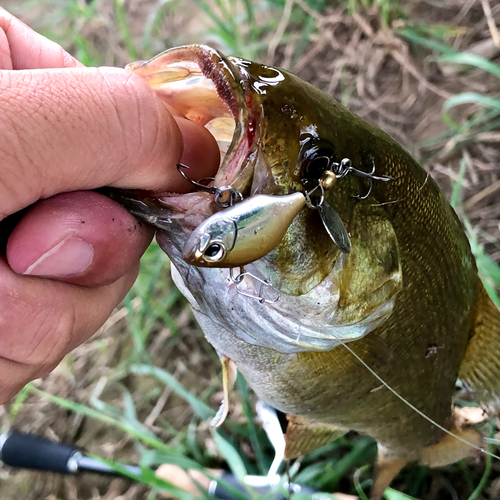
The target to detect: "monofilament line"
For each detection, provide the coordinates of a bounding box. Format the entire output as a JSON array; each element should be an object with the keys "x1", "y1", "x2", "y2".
[{"x1": 336, "y1": 337, "x2": 500, "y2": 461}]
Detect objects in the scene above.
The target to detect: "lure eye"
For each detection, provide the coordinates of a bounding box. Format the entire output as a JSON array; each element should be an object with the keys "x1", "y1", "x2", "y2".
[{"x1": 203, "y1": 243, "x2": 226, "y2": 262}]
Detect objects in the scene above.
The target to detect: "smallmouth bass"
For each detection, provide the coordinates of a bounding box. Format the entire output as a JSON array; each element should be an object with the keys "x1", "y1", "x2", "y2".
[{"x1": 114, "y1": 45, "x2": 500, "y2": 497}]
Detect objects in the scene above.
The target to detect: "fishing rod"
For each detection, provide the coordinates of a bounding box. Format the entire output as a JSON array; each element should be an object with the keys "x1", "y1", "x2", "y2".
[
  {"x1": 0, "y1": 430, "x2": 142, "y2": 477},
  {"x1": 0, "y1": 402, "x2": 318, "y2": 499}
]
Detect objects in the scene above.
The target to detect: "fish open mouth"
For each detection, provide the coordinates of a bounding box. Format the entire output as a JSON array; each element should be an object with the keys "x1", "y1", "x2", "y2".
[{"x1": 127, "y1": 45, "x2": 259, "y2": 206}]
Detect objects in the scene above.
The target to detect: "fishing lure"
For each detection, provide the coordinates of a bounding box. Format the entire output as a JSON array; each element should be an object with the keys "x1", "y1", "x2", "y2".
[
  {"x1": 182, "y1": 192, "x2": 306, "y2": 267},
  {"x1": 179, "y1": 157, "x2": 385, "y2": 263}
]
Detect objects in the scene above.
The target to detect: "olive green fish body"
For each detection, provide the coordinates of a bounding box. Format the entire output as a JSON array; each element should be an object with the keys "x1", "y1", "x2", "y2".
[{"x1": 188, "y1": 97, "x2": 478, "y2": 454}]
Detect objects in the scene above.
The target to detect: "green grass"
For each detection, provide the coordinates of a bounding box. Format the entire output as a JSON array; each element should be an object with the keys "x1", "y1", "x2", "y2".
[{"x1": 3, "y1": 1, "x2": 500, "y2": 499}]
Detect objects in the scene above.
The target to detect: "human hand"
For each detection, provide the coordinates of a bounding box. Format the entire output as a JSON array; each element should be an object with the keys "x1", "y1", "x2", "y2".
[{"x1": 0, "y1": 8, "x2": 220, "y2": 403}]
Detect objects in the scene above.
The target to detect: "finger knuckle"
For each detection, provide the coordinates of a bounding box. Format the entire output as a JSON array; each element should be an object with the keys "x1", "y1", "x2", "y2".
[
  {"x1": 97, "y1": 68, "x2": 181, "y2": 183},
  {"x1": 120, "y1": 72, "x2": 168, "y2": 164}
]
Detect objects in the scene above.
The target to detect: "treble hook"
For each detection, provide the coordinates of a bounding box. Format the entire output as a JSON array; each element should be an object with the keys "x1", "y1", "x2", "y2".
[
  {"x1": 229, "y1": 267, "x2": 280, "y2": 304},
  {"x1": 177, "y1": 163, "x2": 217, "y2": 193},
  {"x1": 177, "y1": 163, "x2": 243, "y2": 208},
  {"x1": 331, "y1": 158, "x2": 394, "y2": 200}
]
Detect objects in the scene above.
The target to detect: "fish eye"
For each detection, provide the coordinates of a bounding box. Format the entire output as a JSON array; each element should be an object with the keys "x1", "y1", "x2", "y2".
[
  {"x1": 299, "y1": 138, "x2": 336, "y2": 183},
  {"x1": 304, "y1": 155, "x2": 331, "y2": 178},
  {"x1": 203, "y1": 243, "x2": 226, "y2": 262}
]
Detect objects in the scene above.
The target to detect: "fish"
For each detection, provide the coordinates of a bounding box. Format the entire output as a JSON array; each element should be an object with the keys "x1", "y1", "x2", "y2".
[{"x1": 113, "y1": 45, "x2": 500, "y2": 497}]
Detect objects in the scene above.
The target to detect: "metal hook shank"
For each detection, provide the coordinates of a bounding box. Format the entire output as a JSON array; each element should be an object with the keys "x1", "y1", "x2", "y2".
[
  {"x1": 177, "y1": 163, "x2": 216, "y2": 194},
  {"x1": 177, "y1": 164, "x2": 243, "y2": 208}
]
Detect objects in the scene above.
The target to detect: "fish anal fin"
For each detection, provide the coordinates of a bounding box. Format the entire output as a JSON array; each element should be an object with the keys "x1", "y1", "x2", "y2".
[
  {"x1": 284, "y1": 415, "x2": 347, "y2": 459},
  {"x1": 459, "y1": 283, "x2": 500, "y2": 412},
  {"x1": 418, "y1": 408, "x2": 482, "y2": 467}
]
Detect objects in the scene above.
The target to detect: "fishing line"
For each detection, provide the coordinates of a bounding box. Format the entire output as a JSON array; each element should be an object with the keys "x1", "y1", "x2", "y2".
[
  {"x1": 335, "y1": 336, "x2": 500, "y2": 461},
  {"x1": 370, "y1": 172, "x2": 430, "y2": 208}
]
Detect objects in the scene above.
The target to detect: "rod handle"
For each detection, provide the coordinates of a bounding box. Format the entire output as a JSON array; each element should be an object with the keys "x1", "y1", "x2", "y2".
[{"x1": 0, "y1": 430, "x2": 78, "y2": 474}]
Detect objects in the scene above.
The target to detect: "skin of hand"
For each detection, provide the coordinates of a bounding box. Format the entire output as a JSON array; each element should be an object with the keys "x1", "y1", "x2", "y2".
[{"x1": 0, "y1": 7, "x2": 220, "y2": 403}]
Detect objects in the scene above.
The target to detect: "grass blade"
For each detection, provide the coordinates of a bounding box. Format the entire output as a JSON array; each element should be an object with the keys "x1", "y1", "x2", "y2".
[
  {"x1": 449, "y1": 152, "x2": 468, "y2": 209},
  {"x1": 442, "y1": 93, "x2": 500, "y2": 130},
  {"x1": 398, "y1": 27, "x2": 457, "y2": 55},
  {"x1": 438, "y1": 53, "x2": 500, "y2": 80},
  {"x1": 131, "y1": 364, "x2": 214, "y2": 420},
  {"x1": 114, "y1": 0, "x2": 138, "y2": 60},
  {"x1": 27, "y1": 385, "x2": 173, "y2": 453},
  {"x1": 384, "y1": 488, "x2": 421, "y2": 500},
  {"x1": 213, "y1": 430, "x2": 247, "y2": 480}
]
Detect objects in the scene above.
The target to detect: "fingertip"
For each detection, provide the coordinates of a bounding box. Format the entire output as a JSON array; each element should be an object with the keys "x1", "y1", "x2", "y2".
[
  {"x1": 0, "y1": 7, "x2": 83, "y2": 69},
  {"x1": 176, "y1": 116, "x2": 220, "y2": 178}
]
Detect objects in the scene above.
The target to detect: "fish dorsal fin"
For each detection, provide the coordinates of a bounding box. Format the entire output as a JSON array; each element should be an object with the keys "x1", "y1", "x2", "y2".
[
  {"x1": 284, "y1": 415, "x2": 347, "y2": 459},
  {"x1": 459, "y1": 283, "x2": 500, "y2": 412}
]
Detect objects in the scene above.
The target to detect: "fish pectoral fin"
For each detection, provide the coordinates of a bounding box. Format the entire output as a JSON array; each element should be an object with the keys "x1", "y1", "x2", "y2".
[
  {"x1": 459, "y1": 282, "x2": 500, "y2": 413},
  {"x1": 211, "y1": 356, "x2": 238, "y2": 428},
  {"x1": 335, "y1": 204, "x2": 402, "y2": 325},
  {"x1": 284, "y1": 415, "x2": 347, "y2": 459}
]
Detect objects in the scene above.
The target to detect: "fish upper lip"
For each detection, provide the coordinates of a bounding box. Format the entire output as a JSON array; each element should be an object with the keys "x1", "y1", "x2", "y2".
[{"x1": 128, "y1": 45, "x2": 259, "y2": 205}]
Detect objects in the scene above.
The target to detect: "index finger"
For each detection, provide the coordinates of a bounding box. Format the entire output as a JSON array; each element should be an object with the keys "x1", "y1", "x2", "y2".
[{"x1": 0, "y1": 66, "x2": 220, "y2": 219}]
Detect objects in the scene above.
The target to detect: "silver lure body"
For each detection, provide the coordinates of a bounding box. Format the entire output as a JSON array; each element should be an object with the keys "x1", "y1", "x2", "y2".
[{"x1": 182, "y1": 192, "x2": 306, "y2": 267}]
